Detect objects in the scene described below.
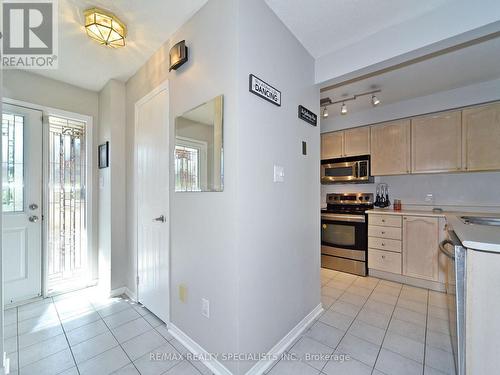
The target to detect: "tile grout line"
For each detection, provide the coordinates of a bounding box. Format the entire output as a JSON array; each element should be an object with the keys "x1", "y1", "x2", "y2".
[
  {"x1": 317, "y1": 276, "x2": 382, "y2": 373},
  {"x1": 52, "y1": 296, "x2": 82, "y2": 375},
  {"x1": 369, "y1": 282, "x2": 403, "y2": 375},
  {"x1": 422, "y1": 291, "x2": 430, "y2": 375}
]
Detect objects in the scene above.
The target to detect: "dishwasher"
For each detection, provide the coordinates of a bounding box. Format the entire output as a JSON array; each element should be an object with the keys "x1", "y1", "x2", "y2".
[{"x1": 439, "y1": 231, "x2": 466, "y2": 375}]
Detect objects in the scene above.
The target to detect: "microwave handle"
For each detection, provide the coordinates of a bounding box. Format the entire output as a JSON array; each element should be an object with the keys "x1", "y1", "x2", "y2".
[{"x1": 355, "y1": 161, "x2": 360, "y2": 178}]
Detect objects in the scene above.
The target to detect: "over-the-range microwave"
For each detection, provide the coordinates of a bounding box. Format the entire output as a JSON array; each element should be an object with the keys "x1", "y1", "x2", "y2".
[{"x1": 321, "y1": 155, "x2": 374, "y2": 184}]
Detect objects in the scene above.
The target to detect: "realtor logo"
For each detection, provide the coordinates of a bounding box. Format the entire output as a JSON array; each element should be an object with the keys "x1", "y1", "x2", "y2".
[{"x1": 2, "y1": 0, "x2": 58, "y2": 68}]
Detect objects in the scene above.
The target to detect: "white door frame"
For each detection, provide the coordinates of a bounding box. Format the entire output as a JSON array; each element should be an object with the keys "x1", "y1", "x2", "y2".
[
  {"x1": 134, "y1": 79, "x2": 170, "y2": 321},
  {"x1": 2, "y1": 98, "x2": 94, "y2": 298}
]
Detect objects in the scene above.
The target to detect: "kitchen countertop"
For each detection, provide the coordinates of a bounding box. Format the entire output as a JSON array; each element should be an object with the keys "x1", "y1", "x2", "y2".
[{"x1": 366, "y1": 208, "x2": 500, "y2": 253}]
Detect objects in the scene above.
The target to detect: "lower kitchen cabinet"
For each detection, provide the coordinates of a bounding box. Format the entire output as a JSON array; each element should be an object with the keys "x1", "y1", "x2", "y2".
[
  {"x1": 368, "y1": 249, "x2": 401, "y2": 274},
  {"x1": 402, "y1": 216, "x2": 439, "y2": 281}
]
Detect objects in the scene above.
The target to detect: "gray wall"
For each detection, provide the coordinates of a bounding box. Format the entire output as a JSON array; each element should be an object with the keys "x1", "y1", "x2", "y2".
[
  {"x1": 125, "y1": 0, "x2": 239, "y2": 371},
  {"x1": 98, "y1": 80, "x2": 127, "y2": 291},
  {"x1": 321, "y1": 78, "x2": 500, "y2": 211},
  {"x1": 235, "y1": 1, "x2": 320, "y2": 373}
]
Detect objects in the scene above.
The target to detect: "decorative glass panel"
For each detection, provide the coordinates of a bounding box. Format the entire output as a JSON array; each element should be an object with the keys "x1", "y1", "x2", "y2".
[
  {"x1": 2, "y1": 113, "x2": 24, "y2": 212},
  {"x1": 47, "y1": 115, "x2": 87, "y2": 290},
  {"x1": 175, "y1": 144, "x2": 201, "y2": 192}
]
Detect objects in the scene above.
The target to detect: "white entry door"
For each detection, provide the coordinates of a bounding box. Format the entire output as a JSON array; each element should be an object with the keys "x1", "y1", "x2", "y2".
[
  {"x1": 136, "y1": 82, "x2": 170, "y2": 323},
  {"x1": 2, "y1": 103, "x2": 43, "y2": 304}
]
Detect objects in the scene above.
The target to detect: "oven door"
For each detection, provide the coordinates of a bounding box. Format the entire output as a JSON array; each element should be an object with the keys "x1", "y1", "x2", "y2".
[
  {"x1": 321, "y1": 214, "x2": 367, "y2": 250},
  {"x1": 321, "y1": 161, "x2": 357, "y2": 184}
]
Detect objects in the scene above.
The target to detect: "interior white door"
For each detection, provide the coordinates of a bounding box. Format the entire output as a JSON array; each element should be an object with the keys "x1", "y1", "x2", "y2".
[
  {"x1": 2, "y1": 103, "x2": 43, "y2": 304},
  {"x1": 136, "y1": 84, "x2": 170, "y2": 323}
]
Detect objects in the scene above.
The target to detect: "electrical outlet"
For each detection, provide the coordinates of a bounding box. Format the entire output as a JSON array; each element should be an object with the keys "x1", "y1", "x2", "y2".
[
  {"x1": 179, "y1": 284, "x2": 187, "y2": 303},
  {"x1": 201, "y1": 298, "x2": 210, "y2": 318},
  {"x1": 425, "y1": 193, "x2": 434, "y2": 204}
]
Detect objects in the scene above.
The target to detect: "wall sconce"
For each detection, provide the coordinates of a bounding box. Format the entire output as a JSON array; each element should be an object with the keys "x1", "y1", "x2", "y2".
[{"x1": 169, "y1": 40, "x2": 188, "y2": 71}]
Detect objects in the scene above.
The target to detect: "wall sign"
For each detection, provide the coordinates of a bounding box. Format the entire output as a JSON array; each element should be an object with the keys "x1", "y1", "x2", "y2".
[
  {"x1": 249, "y1": 74, "x2": 281, "y2": 106},
  {"x1": 298, "y1": 105, "x2": 317, "y2": 126}
]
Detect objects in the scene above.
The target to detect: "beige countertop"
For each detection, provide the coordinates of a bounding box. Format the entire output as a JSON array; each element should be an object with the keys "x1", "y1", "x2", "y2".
[{"x1": 366, "y1": 208, "x2": 446, "y2": 217}]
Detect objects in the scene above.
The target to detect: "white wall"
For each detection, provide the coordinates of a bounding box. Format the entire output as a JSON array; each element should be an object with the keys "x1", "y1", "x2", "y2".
[
  {"x1": 235, "y1": 1, "x2": 320, "y2": 373},
  {"x1": 315, "y1": 2, "x2": 500, "y2": 84},
  {"x1": 98, "y1": 80, "x2": 126, "y2": 292},
  {"x1": 125, "y1": 0, "x2": 240, "y2": 371},
  {"x1": 321, "y1": 78, "x2": 500, "y2": 211},
  {"x1": 2, "y1": 70, "x2": 101, "y2": 280}
]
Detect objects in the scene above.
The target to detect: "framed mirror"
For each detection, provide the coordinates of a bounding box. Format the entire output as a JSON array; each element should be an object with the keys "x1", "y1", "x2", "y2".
[{"x1": 174, "y1": 95, "x2": 223, "y2": 192}]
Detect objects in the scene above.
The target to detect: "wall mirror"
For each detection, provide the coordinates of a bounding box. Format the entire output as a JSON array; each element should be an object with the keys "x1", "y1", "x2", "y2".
[{"x1": 175, "y1": 95, "x2": 224, "y2": 192}]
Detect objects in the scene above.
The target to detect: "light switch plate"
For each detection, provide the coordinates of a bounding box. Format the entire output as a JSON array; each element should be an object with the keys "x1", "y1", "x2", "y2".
[{"x1": 274, "y1": 165, "x2": 284, "y2": 183}]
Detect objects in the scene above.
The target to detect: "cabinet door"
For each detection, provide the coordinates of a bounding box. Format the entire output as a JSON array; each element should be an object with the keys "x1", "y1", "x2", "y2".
[
  {"x1": 402, "y1": 216, "x2": 439, "y2": 281},
  {"x1": 462, "y1": 102, "x2": 500, "y2": 171},
  {"x1": 321, "y1": 131, "x2": 344, "y2": 159},
  {"x1": 371, "y1": 120, "x2": 411, "y2": 175},
  {"x1": 344, "y1": 126, "x2": 370, "y2": 157},
  {"x1": 411, "y1": 111, "x2": 462, "y2": 173}
]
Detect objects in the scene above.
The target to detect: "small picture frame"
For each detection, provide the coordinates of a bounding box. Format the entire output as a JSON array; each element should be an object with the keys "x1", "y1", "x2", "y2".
[{"x1": 98, "y1": 142, "x2": 109, "y2": 169}]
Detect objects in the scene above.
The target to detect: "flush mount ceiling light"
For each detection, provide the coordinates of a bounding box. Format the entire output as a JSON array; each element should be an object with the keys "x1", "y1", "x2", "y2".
[
  {"x1": 320, "y1": 89, "x2": 382, "y2": 116},
  {"x1": 84, "y1": 8, "x2": 127, "y2": 48}
]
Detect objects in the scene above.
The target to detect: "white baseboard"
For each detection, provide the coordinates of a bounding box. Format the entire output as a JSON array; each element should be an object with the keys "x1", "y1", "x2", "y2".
[
  {"x1": 110, "y1": 286, "x2": 138, "y2": 301},
  {"x1": 245, "y1": 303, "x2": 323, "y2": 375},
  {"x1": 168, "y1": 323, "x2": 233, "y2": 375}
]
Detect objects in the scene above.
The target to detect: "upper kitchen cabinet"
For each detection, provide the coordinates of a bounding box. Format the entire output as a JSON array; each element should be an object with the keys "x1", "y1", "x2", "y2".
[
  {"x1": 411, "y1": 110, "x2": 462, "y2": 173},
  {"x1": 462, "y1": 102, "x2": 500, "y2": 171},
  {"x1": 371, "y1": 119, "x2": 411, "y2": 175},
  {"x1": 321, "y1": 131, "x2": 343, "y2": 159},
  {"x1": 321, "y1": 126, "x2": 370, "y2": 160},
  {"x1": 343, "y1": 126, "x2": 370, "y2": 157}
]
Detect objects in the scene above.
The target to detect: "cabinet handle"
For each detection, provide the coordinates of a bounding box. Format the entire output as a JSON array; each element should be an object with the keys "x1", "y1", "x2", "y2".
[
  {"x1": 381, "y1": 231, "x2": 385, "y2": 234},
  {"x1": 381, "y1": 243, "x2": 386, "y2": 246},
  {"x1": 382, "y1": 255, "x2": 386, "y2": 259},
  {"x1": 381, "y1": 219, "x2": 386, "y2": 223}
]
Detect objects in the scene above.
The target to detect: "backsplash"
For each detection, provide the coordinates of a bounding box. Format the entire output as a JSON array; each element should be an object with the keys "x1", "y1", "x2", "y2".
[{"x1": 321, "y1": 171, "x2": 500, "y2": 211}]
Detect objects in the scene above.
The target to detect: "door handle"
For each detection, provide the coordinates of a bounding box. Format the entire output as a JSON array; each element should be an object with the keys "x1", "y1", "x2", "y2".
[
  {"x1": 29, "y1": 215, "x2": 39, "y2": 223},
  {"x1": 153, "y1": 215, "x2": 166, "y2": 223},
  {"x1": 29, "y1": 203, "x2": 39, "y2": 210}
]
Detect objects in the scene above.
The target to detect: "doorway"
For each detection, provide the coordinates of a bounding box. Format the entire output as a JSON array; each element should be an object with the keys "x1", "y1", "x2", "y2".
[
  {"x1": 135, "y1": 81, "x2": 170, "y2": 323},
  {"x1": 2, "y1": 102, "x2": 93, "y2": 304}
]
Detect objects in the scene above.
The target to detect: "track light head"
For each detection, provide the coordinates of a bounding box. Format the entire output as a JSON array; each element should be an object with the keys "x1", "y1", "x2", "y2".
[
  {"x1": 341, "y1": 102, "x2": 347, "y2": 115},
  {"x1": 371, "y1": 95, "x2": 381, "y2": 106},
  {"x1": 322, "y1": 107, "x2": 329, "y2": 118}
]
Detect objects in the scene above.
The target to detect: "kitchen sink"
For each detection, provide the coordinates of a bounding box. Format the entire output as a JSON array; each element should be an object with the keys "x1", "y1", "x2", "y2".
[{"x1": 460, "y1": 216, "x2": 500, "y2": 226}]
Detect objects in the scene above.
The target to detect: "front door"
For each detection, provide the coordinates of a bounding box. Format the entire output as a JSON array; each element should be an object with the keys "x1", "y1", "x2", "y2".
[
  {"x1": 136, "y1": 83, "x2": 169, "y2": 323},
  {"x1": 2, "y1": 103, "x2": 43, "y2": 304}
]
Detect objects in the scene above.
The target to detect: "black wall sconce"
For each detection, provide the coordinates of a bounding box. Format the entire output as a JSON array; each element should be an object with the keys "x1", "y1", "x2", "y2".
[{"x1": 169, "y1": 40, "x2": 188, "y2": 71}]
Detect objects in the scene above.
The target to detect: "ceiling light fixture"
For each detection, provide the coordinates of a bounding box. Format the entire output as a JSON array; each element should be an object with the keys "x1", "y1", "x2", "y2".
[
  {"x1": 84, "y1": 8, "x2": 127, "y2": 48},
  {"x1": 322, "y1": 107, "x2": 329, "y2": 118},
  {"x1": 341, "y1": 102, "x2": 347, "y2": 115},
  {"x1": 320, "y1": 88, "x2": 381, "y2": 116}
]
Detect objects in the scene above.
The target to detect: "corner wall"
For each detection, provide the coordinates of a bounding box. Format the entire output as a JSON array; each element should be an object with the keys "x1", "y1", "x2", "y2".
[{"x1": 235, "y1": 1, "x2": 321, "y2": 373}]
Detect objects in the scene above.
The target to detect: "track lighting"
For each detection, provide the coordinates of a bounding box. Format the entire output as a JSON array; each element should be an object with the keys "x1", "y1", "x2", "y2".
[
  {"x1": 371, "y1": 95, "x2": 380, "y2": 106},
  {"x1": 341, "y1": 102, "x2": 347, "y2": 115},
  {"x1": 322, "y1": 107, "x2": 329, "y2": 118}
]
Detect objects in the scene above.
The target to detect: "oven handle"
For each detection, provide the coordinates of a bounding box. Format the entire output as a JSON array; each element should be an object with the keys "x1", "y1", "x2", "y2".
[
  {"x1": 439, "y1": 239, "x2": 455, "y2": 260},
  {"x1": 321, "y1": 214, "x2": 366, "y2": 223}
]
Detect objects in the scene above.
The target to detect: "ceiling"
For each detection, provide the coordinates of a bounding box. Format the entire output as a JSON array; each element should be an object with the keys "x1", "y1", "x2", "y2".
[
  {"x1": 265, "y1": 0, "x2": 452, "y2": 59},
  {"x1": 319, "y1": 36, "x2": 500, "y2": 114},
  {"x1": 33, "y1": 0, "x2": 207, "y2": 91}
]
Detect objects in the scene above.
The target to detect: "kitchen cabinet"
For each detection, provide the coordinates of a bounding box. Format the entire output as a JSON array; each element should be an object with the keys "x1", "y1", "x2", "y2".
[
  {"x1": 321, "y1": 132, "x2": 343, "y2": 159},
  {"x1": 370, "y1": 119, "x2": 411, "y2": 175},
  {"x1": 321, "y1": 126, "x2": 370, "y2": 159},
  {"x1": 462, "y1": 102, "x2": 500, "y2": 171},
  {"x1": 411, "y1": 110, "x2": 462, "y2": 173},
  {"x1": 402, "y1": 216, "x2": 439, "y2": 281},
  {"x1": 343, "y1": 127, "x2": 370, "y2": 157}
]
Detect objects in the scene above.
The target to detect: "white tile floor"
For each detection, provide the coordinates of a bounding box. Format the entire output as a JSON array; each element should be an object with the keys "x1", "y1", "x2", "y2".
[
  {"x1": 266, "y1": 269, "x2": 456, "y2": 375},
  {"x1": 4, "y1": 289, "x2": 212, "y2": 375},
  {"x1": 4, "y1": 270, "x2": 456, "y2": 375}
]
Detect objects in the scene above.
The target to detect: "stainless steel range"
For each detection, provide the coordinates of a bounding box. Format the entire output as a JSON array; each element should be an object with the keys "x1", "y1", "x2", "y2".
[{"x1": 321, "y1": 193, "x2": 374, "y2": 276}]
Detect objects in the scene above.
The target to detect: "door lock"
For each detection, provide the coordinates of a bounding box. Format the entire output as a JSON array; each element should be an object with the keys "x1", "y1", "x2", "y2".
[
  {"x1": 28, "y1": 215, "x2": 39, "y2": 223},
  {"x1": 29, "y1": 203, "x2": 39, "y2": 210}
]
